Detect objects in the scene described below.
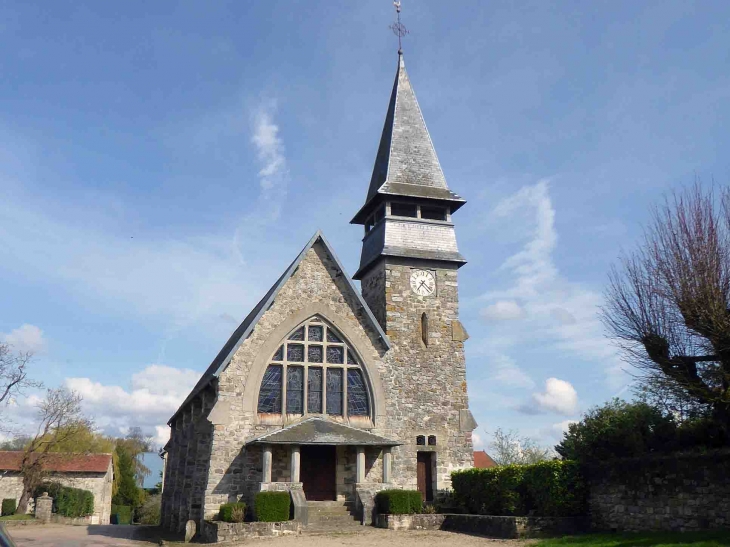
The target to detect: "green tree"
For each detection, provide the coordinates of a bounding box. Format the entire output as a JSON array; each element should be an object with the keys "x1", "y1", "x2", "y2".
[
  {"x1": 555, "y1": 399, "x2": 677, "y2": 462},
  {"x1": 112, "y1": 444, "x2": 145, "y2": 510}
]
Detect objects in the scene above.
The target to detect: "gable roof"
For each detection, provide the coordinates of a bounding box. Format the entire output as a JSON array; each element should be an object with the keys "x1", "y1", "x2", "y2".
[
  {"x1": 473, "y1": 450, "x2": 497, "y2": 469},
  {"x1": 0, "y1": 452, "x2": 112, "y2": 473},
  {"x1": 246, "y1": 417, "x2": 400, "y2": 446},
  {"x1": 169, "y1": 231, "x2": 390, "y2": 424},
  {"x1": 351, "y1": 53, "x2": 465, "y2": 224}
]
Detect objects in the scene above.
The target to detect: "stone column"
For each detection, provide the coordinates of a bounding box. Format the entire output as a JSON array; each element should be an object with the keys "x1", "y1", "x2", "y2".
[
  {"x1": 35, "y1": 492, "x2": 53, "y2": 524},
  {"x1": 263, "y1": 445, "x2": 273, "y2": 483},
  {"x1": 356, "y1": 446, "x2": 365, "y2": 484},
  {"x1": 290, "y1": 445, "x2": 301, "y2": 483},
  {"x1": 382, "y1": 447, "x2": 392, "y2": 483}
]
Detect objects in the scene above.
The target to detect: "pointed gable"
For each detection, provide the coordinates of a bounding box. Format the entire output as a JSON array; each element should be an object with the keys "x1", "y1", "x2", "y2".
[
  {"x1": 168, "y1": 232, "x2": 389, "y2": 424},
  {"x1": 352, "y1": 54, "x2": 465, "y2": 224}
]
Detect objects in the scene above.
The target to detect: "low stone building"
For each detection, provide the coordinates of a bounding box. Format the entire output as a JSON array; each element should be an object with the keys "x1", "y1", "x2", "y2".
[
  {"x1": 161, "y1": 50, "x2": 477, "y2": 533},
  {"x1": 0, "y1": 451, "x2": 114, "y2": 524}
]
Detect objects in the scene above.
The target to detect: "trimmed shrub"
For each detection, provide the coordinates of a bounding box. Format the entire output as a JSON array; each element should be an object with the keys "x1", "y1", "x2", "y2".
[
  {"x1": 451, "y1": 460, "x2": 586, "y2": 517},
  {"x1": 254, "y1": 491, "x2": 290, "y2": 522},
  {"x1": 1, "y1": 499, "x2": 16, "y2": 516},
  {"x1": 137, "y1": 494, "x2": 161, "y2": 525},
  {"x1": 111, "y1": 504, "x2": 132, "y2": 525},
  {"x1": 34, "y1": 482, "x2": 94, "y2": 518},
  {"x1": 219, "y1": 502, "x2": 246, "y2": 523},
  {"x1": 375, "y1": 490, "x2": 422, "y2": 515}
]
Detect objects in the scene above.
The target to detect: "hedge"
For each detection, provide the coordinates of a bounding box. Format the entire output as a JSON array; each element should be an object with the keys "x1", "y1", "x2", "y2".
[
  {"x1": 254, "y1": 492, "x2": 290, "y2": 522},
  {"x1": 219, "y1": 502, "x2": 246, "y2": 523},
  {"x1": 375, "y1": 489, "x2": 423, "y2": 515},
  {"x1": 451, "y1": 460, "x2": 587, "y2": 517},
  {"x1": 33, "y1": 482, "x2": 94, "y2": 518},
  {"x1": 111, "y1": 504, "x2": 132, "y2": 525},
  {"x1": 1, "y1": 499, "x2": 16, "y2": 516}
]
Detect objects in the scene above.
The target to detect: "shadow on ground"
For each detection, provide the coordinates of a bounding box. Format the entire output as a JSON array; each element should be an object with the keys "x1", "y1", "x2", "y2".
[
  {"x1": 86, "y1": 525, "x2": 185, "y2": 544},
  {"x1": 534, "y1": 531, "x2": 730, "y2": 547}
]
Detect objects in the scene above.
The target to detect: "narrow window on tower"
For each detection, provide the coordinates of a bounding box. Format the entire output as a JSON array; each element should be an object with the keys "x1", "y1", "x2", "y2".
[
  {"x1": 390, "y1": 202, "x2": 417, "y2": 218},
  {"x1": 421, "y1": 313, "x2": 429, "y2": 347}
]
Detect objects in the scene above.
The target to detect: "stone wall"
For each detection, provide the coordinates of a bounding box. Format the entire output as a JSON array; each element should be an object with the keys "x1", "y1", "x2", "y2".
[
  {"x1": 201, "y1": 519, "x2": 301, "y2": 544},
  {"x1": 588, "y1": 450, "x2": 730, "y2": 532},
  {"x1": 375, "y1": 513, "x2": 588, "y2": 538},
  {"x1": 0, "y1": 467, "x2": 113, "y2": 524}
]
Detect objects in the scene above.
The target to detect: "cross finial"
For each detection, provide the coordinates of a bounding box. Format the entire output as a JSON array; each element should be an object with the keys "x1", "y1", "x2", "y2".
[{"x1": 389, "y1": 1, "x2": 409, "y2": 55}]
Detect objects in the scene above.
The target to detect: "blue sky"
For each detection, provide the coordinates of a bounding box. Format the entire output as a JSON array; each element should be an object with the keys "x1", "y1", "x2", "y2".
[{"x1": 1, "y1": 1, "x2": 729, "y2": 451}]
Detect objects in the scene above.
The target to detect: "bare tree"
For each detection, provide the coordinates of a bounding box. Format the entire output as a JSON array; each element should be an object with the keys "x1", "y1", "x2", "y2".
[
  {"x1": 16, "y1": 388, "x2": 92, "y2": 514},
  {"x1": 0, "y1": 343, "x2": 42, "y2": 409},
  {"x1": 602, "y1": 183, "x2": 730, "y2": 430},
  {"x1": 489, "y1": 428, "x2": 553, "y2": 466}
]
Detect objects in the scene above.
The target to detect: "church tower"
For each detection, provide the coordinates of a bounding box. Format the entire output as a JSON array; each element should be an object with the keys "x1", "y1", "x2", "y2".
[{"x1": 352, "y1": 51, "x2": 475, "y2": 492}]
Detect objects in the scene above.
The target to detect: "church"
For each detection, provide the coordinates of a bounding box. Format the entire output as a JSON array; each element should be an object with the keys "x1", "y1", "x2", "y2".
[{"x1": 160, "y1": 48, "x2": 477, "y2": 532}]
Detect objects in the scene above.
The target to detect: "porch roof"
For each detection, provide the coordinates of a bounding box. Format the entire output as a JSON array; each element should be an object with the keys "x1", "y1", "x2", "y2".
[{"x1": 246, "y1": 417, "x2": 401, "y2": 447}]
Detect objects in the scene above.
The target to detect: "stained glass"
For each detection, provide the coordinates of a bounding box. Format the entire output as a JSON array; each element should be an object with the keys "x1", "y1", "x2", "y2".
[
  {"x1": 308, "y1": 325, "x2": 323, "y2": 342},
  {"x1": 257, "y1": 365, "x2": 282, "y2": 413},
  {"x1": 286, "y1": 367, "x2": 304, "y2": 414},
  {"x1": 272, "y1": 345, "x2": 284, "y2": 362},
  {"x1": 326, "y1": 369, "x2": 343, "y2": 415},
  {"x1": 307, "y1": 367, "x2": 323, "y2": 414},
  {"x1": 326, "y1": 329, "x2": 342, "y2": 343},
  {"x1": 347, "y1": 369, "x2": 369, "y2": 416},
  {"x1": 288, "y1": 327, "x2": 305, "y2": 341},
  {"x1": 346, "y1": 349, "x2": 357, "y2": 365},
  {"x1": 287, "y1": 344, "x2": 304, "y2": 362},
  {"x1": 326, "y1": 346, "x2": 344, "y2": 364},
  {"x1": 308, "y1": 345, "x2": 323, "y2": 363}
]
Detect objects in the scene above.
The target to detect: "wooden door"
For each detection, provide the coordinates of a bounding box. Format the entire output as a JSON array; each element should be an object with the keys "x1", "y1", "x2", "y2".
[
  {"x1": 300, "y1": 445, "x2": 336, "y2": 501},
  {"x1": 417, "y1": 452, "x2": 433, "y2": 502}
]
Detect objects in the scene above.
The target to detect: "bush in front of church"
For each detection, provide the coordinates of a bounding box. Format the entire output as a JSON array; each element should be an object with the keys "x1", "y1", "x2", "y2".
[
  {"x1": 219, "y1": 502, "x2": 246, "y2": 523},
  {"x1": 375, "y1": 489, "x2": 423, "y2": 515},
  {"x1": 451, "y1": 460, "x2": 586, "y2": 517},
  {"x1": 254, "y1": 492, "x2": 290, "y2": 522},
  {"x1": 1, "y1": 499, "x2": 16, "y2": 516}
]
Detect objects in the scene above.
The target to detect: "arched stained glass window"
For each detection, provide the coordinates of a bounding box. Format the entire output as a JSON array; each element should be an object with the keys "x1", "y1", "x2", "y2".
[{"x1": 256, "y1": 317, "x2": 372, "y2": 419}]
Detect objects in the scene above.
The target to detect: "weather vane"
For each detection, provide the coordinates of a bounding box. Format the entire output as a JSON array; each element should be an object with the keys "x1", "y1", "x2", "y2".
[{"x1": 389, "y1": 1, "x2": 409, "y2": 54}]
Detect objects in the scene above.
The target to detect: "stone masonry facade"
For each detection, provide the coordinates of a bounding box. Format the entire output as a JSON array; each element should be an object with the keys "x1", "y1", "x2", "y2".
[
  {"x1": 0, "y1": 468, "x2": 113, "y2": 524},
  {"x1": 360, "y1": 258, "x2": 473, "y2": 492}
]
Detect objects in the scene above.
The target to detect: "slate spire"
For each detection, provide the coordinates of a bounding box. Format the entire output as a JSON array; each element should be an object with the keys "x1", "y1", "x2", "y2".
[
  {"x1": 352, "y1": 52, "x2": 466, "y2": 279},
  {"x1": 351, "y1": 53, "x2": 465, "y2": 225}
]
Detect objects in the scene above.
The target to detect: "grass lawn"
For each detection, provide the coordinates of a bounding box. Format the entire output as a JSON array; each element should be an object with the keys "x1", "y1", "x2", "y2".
[
  {"x1": 0, "y1": 514, "x2": 35, "y2": 521},
  {"x1": 532, "y1": 531, "x2": 730, "y2": 547}
]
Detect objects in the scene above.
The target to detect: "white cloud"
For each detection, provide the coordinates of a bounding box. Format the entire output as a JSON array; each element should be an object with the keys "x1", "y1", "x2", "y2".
[
  {"x1": 249, "y1": 101, "x2": 289, "y2": 220},
  {"x1": 480, "y1": 300, "x2": 525, "y2": 322},
  {"x1": 1, "y1": 324, "x2": 46, "y2": 354},
  {"x1": 65, "y1": 364, "x2": 199, "y2": 447},
  {"x1": 529, "y1": 378, "x2": 578, "y2": 416},
  {"x1": 472, "y1": 431, "x2": 485, "y2": 449},
  {"x1": 486, "y1": 354, "x2": 535, "y2": 389},
  {"x1": 548, "y1": 419, "x2": 578, "y2": 441},
  {"x1": 478, "y1": 180, "x2": 626, "y2": 389}
]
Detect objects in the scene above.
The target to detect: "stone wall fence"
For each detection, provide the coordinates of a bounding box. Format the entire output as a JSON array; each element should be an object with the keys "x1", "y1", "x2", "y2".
[{"x1": 587, "y1": 449, "x2": 730, "y2": 532}]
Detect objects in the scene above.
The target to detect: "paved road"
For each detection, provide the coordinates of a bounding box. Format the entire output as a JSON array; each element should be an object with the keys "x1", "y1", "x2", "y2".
[{"x1": 7, "y1": 525, "x2": 150, "y2": 547}]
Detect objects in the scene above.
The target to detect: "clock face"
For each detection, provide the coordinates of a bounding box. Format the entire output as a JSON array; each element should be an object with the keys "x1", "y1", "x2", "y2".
[{"x1": 410, "y1": 270, "x2": 436, "y2": 296}]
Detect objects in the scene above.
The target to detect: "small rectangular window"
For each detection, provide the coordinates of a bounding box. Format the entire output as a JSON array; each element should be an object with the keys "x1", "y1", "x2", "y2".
[
  {"x1": 390, "y1": 203, "x2": 417, "y2": 218},
  {"x1": 420, "y1": 206, "x2": 447, "y2": 221}
]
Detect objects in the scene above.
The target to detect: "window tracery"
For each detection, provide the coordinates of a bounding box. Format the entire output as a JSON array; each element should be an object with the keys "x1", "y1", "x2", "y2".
[{"x1": 256, "y1": 317, "x2": 371, "y2": 419}]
